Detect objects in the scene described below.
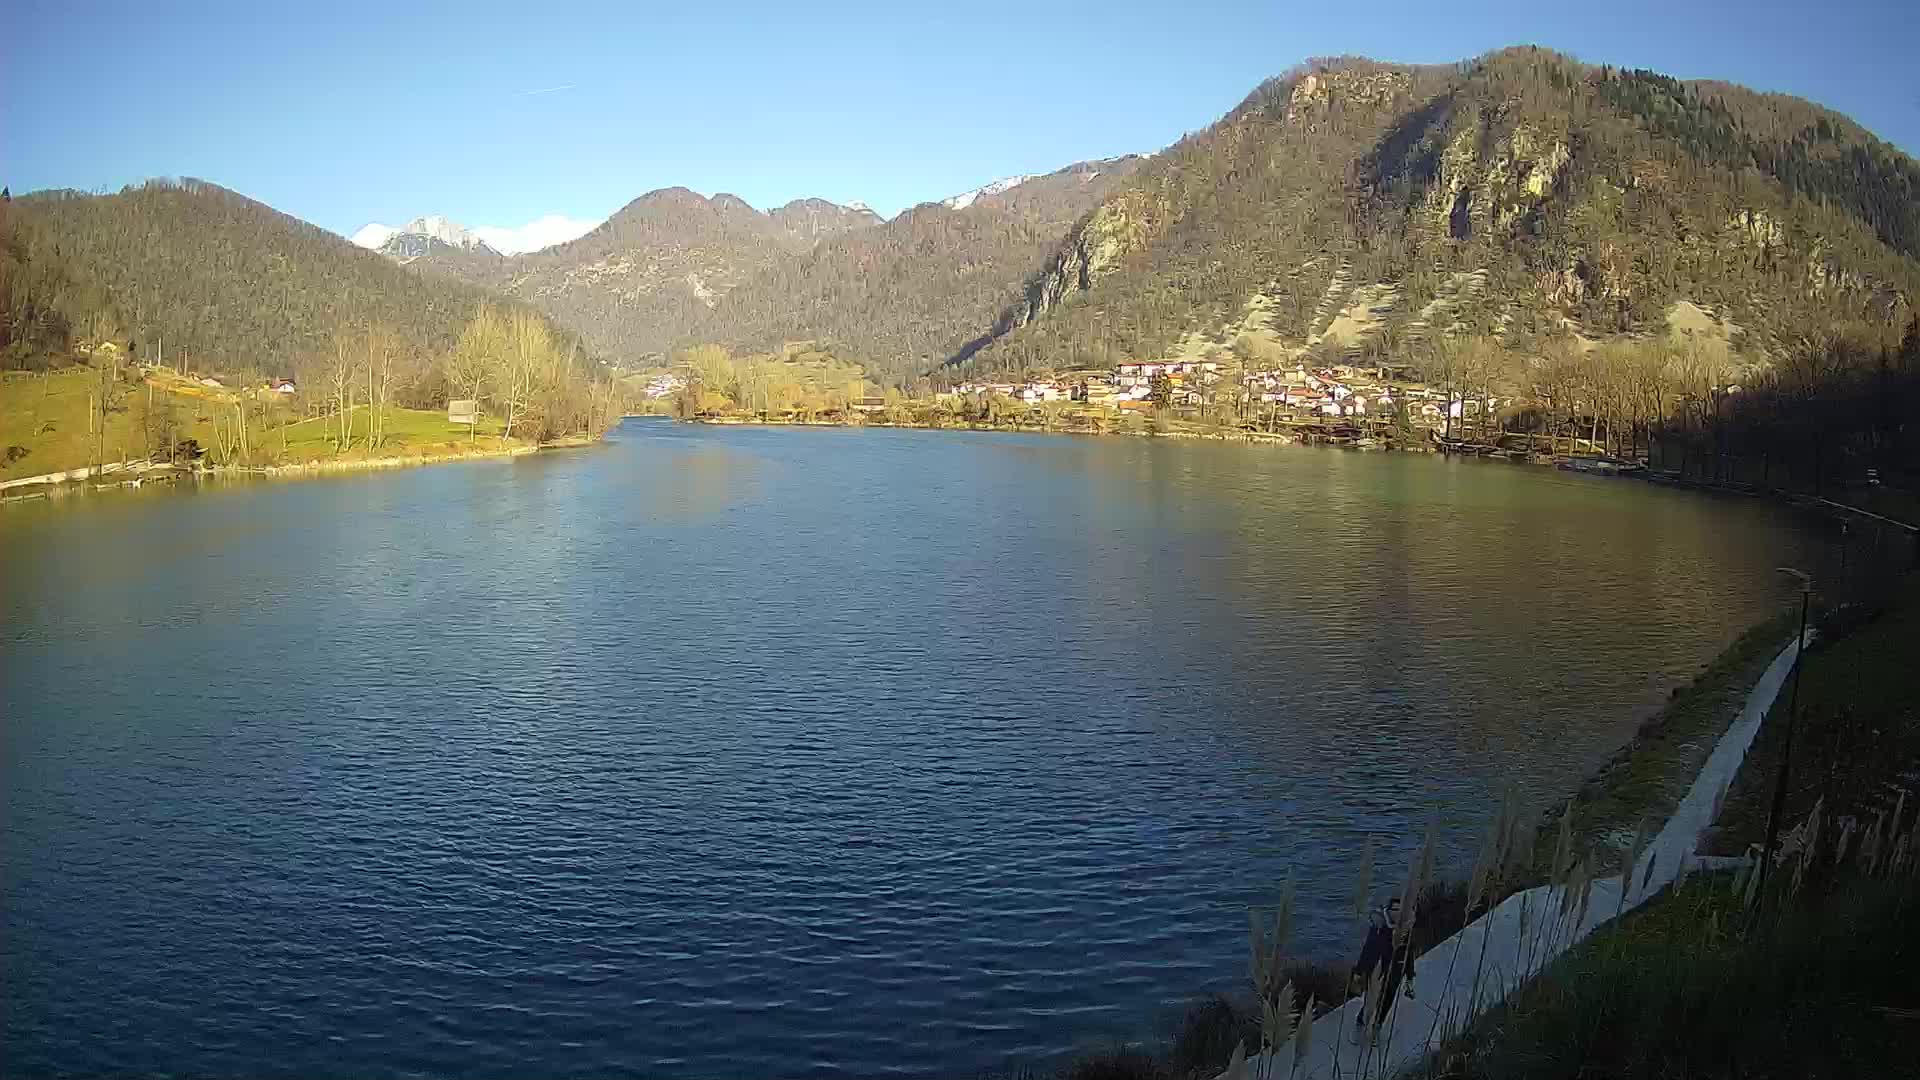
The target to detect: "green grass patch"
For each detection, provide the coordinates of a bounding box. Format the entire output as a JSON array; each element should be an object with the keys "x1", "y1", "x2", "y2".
[
  {"x1": 1427, "y1": 871, "x2": 1920, "y2": 1079},
  {"x1": 2, "y1": 367, "x2": 513, "y2": 481},
  {"x1": 0, "y1": 367, "x2": 195, "y2": 480},
  {"x1": 1437, "y1": 567, "x2": 1920, "y2": 1079},
  {"x1": 1704, "y1": 574, "x2": 1920, "y2": 857},
  {"x1": 262, "y1": 403, "x2": 508, "y2": 463}
]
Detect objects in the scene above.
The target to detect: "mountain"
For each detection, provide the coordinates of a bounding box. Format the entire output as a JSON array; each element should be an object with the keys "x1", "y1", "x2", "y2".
[
  {"x1": 371, "y1": 164, "x2": 1142, "y2": 374},
  {"x1": 352, "y1": 215, "x2": 498, "y2": 253},
  {"x1": 942, "y1": 175, "x2": 1036, "y2": 210},
  {"x1": 768, "y1": 198, "x2": 886, "y2": 242},
  {"x1": 353, "y1": 213, "x2": 616, "y2": 259},
  {"x1": 5, "y1": 179, "x2": 553, "y2": 375},
  {"x1": 332, "y1": 48, "x2": 1918, "y2": 388},
  {"x1": 961, "y1": 49, "x2": 1920, "y2": 379},
  {"x1": 350, "y1": 222, "x2": 399, "y2": 249},
  {"x1": 351, "y1": 215, "x2": 506, "y2": 262},
  {"x1": 439, "y1": 189, "x2": 877, "y2": 360},
  {"x1": 367, "y1": 190, "x2": 887, "y2": 361},
  {"x1": 684, "y1": 157, "x2": 1147, "y2": 378}
]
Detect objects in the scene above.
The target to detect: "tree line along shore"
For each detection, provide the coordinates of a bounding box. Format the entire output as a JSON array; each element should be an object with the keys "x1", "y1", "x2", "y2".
[{"x1": 636, "y1": 319, "x2": 1920, "y2": 498}]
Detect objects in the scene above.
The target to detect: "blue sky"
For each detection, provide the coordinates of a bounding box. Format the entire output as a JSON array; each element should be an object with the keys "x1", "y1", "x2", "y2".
[{"x1": 6, "y1": 0, "x2": 1916, "y2": 245}]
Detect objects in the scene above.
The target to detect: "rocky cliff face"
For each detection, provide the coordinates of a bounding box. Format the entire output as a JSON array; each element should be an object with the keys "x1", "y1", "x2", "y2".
[
  {"x1": 1427, "y1": 117, "x2": 1571, "y2": 241},
  {"x1": 1000, "y1": 65, "x2": 1424, "y2": 338},
  {"x1": 1013, "y1": 186, "x2": 1170, "y2": 326},
  {"x1": 964, "y1": 50, "x2": 1919, "y2": 375}
]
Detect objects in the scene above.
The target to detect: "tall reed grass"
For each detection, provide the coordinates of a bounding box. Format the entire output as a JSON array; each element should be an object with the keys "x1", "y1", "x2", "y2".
[{"x1": 1427, "y1": 788, "x2": 1919, "y2": 1079}]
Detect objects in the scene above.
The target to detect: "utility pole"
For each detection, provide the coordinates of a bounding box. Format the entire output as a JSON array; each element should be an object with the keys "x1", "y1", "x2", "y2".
[{"x1": 1753, "y1": 567, "x2": 1813, "y2": 922}]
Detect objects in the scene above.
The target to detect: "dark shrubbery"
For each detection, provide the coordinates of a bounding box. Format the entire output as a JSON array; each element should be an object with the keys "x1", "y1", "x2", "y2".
[
  {"x1": 1058, "y1": 1047, "x2": 1168, "y2": 1080},
  {"x1": 1166, "y1": 995, "x2": 1254, "y2": 1075}
]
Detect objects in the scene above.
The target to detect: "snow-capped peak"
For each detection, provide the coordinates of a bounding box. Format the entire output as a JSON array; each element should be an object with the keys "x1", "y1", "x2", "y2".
[
  {"x1": 942, "y1": 174, "x2": 1035, "y2": 211},
  {"x1": 400, "y1": 215, "x2": 484, "y2": 249},
  {"x1": 351, "y1": 212, "x2": 600, "y2": 256},
  {"x1": 349, "y1": 215, "x2": 489, "y2": 252},
  {"x1": 847, "y1": 201, "x2": 877, "y2": 215},
  {"x1": 350, "y1": 223, "x2": 398, "y2": 249}
]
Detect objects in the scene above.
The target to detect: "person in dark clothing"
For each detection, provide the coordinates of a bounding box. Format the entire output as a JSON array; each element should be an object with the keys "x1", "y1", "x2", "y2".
[{"x1": 1350, "y1": 895, "x2": 1415, "y2": 1043}]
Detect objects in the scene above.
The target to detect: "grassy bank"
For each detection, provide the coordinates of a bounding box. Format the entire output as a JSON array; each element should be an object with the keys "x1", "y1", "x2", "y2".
[
  {"x1": 2, "y1": 366, "x2": 522, "y2": 485},
  {"x1": 1420, "y1": 570, "x2": 1920, "y2": 1079},
  {"x1": 0, "y1": 366, "x2": 172, "y2": 481},
  {"x1": 1424, "y1": 868, "x2": 1917, "y2": 1079},
  {"x1": 1704, "y1": 574, "x2": 1920, "y2": 858},
  {"x1": 1012, "y1": 572, "x2": 1915, "y2": 1080},
  {"x1": 977, "y1": 614, "x2": 1805, "y2": 1080},
  {"x1": 1380, "y1": 569, "x2": 1913, "y2": 1078}
]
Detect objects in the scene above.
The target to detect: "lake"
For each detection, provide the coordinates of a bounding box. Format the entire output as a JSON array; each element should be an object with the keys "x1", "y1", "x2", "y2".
[{"x1": 0, "y1": 422, "x2": 1829, "y2": 1077}]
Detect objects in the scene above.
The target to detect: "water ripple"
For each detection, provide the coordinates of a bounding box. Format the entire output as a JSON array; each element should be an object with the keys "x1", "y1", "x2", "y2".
[{"x1": 0, "y1": 424, "x2": 1830, "y2": 1078}]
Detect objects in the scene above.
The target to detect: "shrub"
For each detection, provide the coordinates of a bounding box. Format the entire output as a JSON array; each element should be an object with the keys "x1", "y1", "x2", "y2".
[
  {"x1": 1277, "y1": 962, "x2": 1351, "y2": 1015},
  {"x1": 1059, "y1": 1046, "x2": 1166, "y2": 1080},
  {"x1": 1410, "y1": 879, "x2": 1473, "y2": 956},
  {"x1": 1166, "y1": 994, "x2": 1253, "y2": 1073}
]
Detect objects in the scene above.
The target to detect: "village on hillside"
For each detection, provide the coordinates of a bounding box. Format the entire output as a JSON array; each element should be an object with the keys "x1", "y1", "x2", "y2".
[
  {"x1": 632, "y1": 346, "x2": 1503, "y2": 436},
  {"x1": 950, "y1": 359, "x2": 1491, "y2": 428}
]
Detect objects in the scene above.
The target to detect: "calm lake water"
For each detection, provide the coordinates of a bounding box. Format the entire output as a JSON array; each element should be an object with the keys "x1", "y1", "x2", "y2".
[{"x1": 1, "y1": 422, "x2": 1829, "y2": 1078}]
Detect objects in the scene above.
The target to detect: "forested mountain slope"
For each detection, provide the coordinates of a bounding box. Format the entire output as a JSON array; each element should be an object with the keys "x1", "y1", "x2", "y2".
[
  {"x1": 394, "y1": 162, "x2": 1141, "y2": 378},
  {"x1": 401, "y1": 188, "x2": 886, "y2": 361},
  {"x1": 6, "y1": 179, "x2": 531, "y2": 374},
  {"x1": 684, "y1": 158, "x2": 1144, "y2": 380},
  {"x1": 962, "y1": 48, "x2": 1920, "y2": 378}
]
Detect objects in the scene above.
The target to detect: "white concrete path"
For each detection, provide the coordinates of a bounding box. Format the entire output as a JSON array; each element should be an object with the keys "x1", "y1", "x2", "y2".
[{"x1": 1232, "y1": 633, "x2": 1806, "y2": 1080}]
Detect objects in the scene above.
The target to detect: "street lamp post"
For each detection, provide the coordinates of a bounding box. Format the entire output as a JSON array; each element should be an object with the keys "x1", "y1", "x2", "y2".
[{"x1": 1753, "y1": 567, "x2": 1812, "y2": 918}]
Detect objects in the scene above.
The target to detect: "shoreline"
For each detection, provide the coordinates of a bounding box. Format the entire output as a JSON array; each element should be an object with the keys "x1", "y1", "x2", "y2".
[
  {"x1": 0, "y1": 434, "x2": 602, "y2": 501},
  {"x1": 215, "y1": 442, "x2": 538, "y2": 477},
  {"x1": 1251, "y1": 633, "x2": 1810, "y2": 1080},
  {"x1": 683, "y1": 413, "x2": 1378, "y2": 448},
  {"x1": 1522, "y1": 611, "x2": 1800, "y2": 878},
  {"x1": 1031, "y1": 613, "x2": 1813, "y2": 1080}
]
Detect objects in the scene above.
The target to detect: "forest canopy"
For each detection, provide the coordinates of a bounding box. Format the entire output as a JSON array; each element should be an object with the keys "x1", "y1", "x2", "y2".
[{"x1": 3, "y1": 179, "x2": 569, "y2": 380}]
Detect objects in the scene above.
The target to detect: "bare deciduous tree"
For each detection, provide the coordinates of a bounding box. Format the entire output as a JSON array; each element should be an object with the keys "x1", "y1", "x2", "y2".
[
  {"x1": 362, "y1": 323, "x2": 403, "y2": 450},
  {"x1": 447, "y1": 306, "x2": 506, "y2": 440},
  {"x1": 323, "y1": 337, "x2": 358, "y2": 453}
]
